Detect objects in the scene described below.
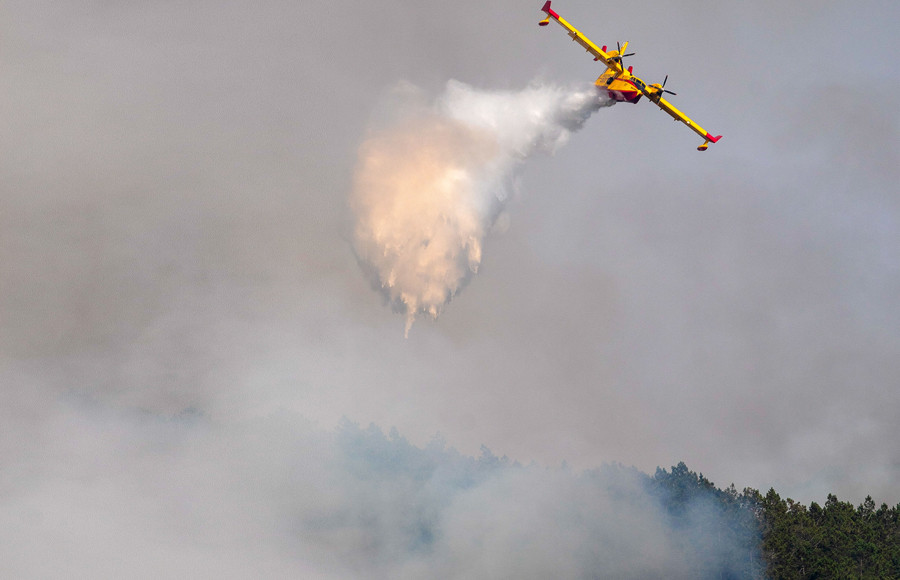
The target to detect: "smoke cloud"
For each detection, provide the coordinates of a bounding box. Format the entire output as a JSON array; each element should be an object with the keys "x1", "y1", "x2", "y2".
[
  {"x1": 0, "y1": 385, "x2": 759, "y2": 578},
  {"x1": 350, "y1": 81, "x2": 611, "y2": 334}
]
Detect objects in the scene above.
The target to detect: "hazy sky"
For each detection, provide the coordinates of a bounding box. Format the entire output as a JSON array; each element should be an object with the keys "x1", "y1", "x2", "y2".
[{"x1": 2, "y1": 0, "x2": 899, "y2": 573}]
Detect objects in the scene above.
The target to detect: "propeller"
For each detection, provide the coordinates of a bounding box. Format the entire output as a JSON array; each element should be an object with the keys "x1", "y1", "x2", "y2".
[
  {"x1": 658, "y1": 75, "x2": 677, "y2": 96},
  {"x1": 615, "y1": 41, "x2": 635, "y2": 67}
]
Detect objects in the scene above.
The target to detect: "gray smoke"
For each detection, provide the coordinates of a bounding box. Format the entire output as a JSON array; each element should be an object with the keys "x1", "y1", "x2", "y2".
[{"x1": 0, "y1": 386, "x2": 758, "y2": 579}]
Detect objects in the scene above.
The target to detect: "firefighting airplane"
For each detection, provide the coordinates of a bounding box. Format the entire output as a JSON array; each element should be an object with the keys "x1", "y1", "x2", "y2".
[{"x1": 539, "y1": 1, "x2": 722, "y2": 151}]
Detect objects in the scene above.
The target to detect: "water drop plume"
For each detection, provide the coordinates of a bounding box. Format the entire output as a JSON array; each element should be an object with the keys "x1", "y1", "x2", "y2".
[{"x1": 350, "y1": 80, "x2": 611, "y2": 335}]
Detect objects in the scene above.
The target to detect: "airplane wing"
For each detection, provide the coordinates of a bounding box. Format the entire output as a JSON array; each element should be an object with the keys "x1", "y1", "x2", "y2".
[
  {"x1": 650, "y1": 94, "x2": 722, "y2": 151},
  {"x1": 539, "y1": 1, "x2": 622, "y2": 75}
]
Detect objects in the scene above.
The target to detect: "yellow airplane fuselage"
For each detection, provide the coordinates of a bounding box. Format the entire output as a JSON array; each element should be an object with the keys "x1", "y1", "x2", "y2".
[{"x1": 597, "y1": 68, "x2": 644, "y2": 104}]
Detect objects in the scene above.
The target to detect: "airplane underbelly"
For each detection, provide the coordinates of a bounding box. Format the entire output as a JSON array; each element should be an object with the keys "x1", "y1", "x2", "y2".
[{"x1": 608, "y1": 89, "x2": 640, "y2": 103}]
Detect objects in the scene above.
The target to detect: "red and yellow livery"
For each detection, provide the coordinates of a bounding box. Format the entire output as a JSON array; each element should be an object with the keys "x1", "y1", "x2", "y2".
[{"x1": 539, "y1": 1, "x2": 722, "y2": 151}]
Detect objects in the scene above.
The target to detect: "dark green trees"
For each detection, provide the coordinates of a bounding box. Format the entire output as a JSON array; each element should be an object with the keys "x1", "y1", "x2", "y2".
[
  {"x1": 647, "y1": 462, "x2": 765, "y2": 579},
  {"x1": 647, "y1": 464, "x2": 900, "y2": 579},
  {"x1": 750, "y1": 487, "x2": 900, "y2": 578}
]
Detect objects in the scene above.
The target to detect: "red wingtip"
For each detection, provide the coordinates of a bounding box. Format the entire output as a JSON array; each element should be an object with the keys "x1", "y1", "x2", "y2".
[
  {"x1": 540, "y1": 1, "x2": 559, "y2": 18},
  {"x1": 706, "y1": 133, "x2": 723, "y2": 144}
]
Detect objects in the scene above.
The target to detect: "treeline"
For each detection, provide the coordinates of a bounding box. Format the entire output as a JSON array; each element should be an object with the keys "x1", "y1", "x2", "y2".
[
  {"x1": 756, "y1": 488, "x2": 900, "y2": 578},
  {"x1": 335, "y1": 421, "x2": 899, "y2": 578},
  {"x1": 647, "y1": 462, "x2": 900, "y2": 579}
]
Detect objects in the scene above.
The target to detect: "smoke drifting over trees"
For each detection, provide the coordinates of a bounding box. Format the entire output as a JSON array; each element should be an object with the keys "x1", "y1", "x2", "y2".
[{"x1": 0, "y1": 393, "x2": 762, "y2": 579}]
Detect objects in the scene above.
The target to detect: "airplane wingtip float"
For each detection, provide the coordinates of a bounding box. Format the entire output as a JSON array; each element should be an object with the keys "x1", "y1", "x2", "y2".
[{"x1": 539, "y1": 1, "x2": 722, "y2": 151}]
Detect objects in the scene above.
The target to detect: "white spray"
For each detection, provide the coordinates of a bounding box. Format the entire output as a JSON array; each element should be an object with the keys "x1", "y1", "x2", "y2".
[{"x1": 350, "y1": 80, "x2": 611, "y2": 335}]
